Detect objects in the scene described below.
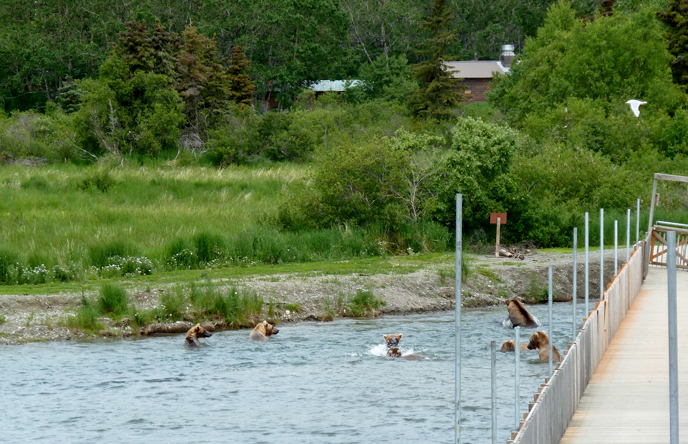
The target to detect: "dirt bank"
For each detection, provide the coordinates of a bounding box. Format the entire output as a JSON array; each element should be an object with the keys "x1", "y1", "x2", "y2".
[{"x1": 0, "y1": 249, "x2": 628, "y2": 345}]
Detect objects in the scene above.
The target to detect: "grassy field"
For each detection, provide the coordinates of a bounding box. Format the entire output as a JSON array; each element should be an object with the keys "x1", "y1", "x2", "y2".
[{"x1": 0, "y1": 162, "x2": 452, "y2": 286}]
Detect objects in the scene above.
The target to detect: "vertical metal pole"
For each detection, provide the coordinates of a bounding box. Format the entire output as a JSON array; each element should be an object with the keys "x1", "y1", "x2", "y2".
[
  {"x1": 515, "y1": 326, "x2": 520, "y2": 432},
  {"x1": 491, "y1": 340, "x2": 497, "y2": 444},
  {"x1": 646, "y1": 178, "x2": 658, "y2": 273},
  {"x1": 585, "y1": 212, "x2": 589, "y2": 317},
  {"x1": 573, "y1": 227, "x2": 578, "y2": 339},
  {"x1": 614, "y1": 220, "x2": 618, "y2": 274},
  {"x1": 600, "y1": 208, "x2": 604, "y2": 300},
  {"x1": 455, "y1": 194, "x2": 462, "y2": 444},
  {"x1": 667, "y1": 231, "x2": 679, "y2": 444},
  {"x1": 636, "y1": 198, "x2": 640, "y2": 250},
  {"x1": 626, "y1": 209, "x2": 631, "y2": 263},
  {"x1": 548, "y1": 267, "x2": 553, "y2": 376}
]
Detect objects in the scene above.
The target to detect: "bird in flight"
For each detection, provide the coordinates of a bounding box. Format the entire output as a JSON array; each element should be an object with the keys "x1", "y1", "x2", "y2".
[{"x1": 625, "y1": 100, "x2": 647, "y2": 117}]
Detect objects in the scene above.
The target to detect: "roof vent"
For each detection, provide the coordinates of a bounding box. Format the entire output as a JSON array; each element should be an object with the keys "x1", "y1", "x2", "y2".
[{"x1": 500, "y1": 44, "x2": 515, "y2": 68}]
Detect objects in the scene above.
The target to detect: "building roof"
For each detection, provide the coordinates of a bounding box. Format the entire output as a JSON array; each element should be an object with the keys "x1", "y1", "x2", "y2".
[
  {"x1": 309, "y1": 80, "x2": 361, "y2": 92},
  {"x1": 444, "y1": 61, "x2": 508, "y2": 79}
]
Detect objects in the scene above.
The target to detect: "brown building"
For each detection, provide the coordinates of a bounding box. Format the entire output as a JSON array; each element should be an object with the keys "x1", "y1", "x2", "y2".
[{"x1": 445, "y1": 45, "x2": 515, "y2": 102}]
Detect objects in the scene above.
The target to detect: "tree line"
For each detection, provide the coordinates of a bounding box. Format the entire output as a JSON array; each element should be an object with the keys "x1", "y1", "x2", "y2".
[{"x1": 0, "y1": 0, "x2": 599, "y2": 112}]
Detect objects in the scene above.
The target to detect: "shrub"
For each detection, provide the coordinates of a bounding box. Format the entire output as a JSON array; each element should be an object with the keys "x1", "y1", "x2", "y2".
[
  {"x1": 98, "y1": 283, "x2": 129, "y2": 316},
  {"x1": 67, "y1": 297, "x2": 103, "y2": 331},
  {"x1": 89, "y1": 241, "x2": 138, "y2": 268},
  {"x1": 347, "y1": 289, "x2": 385, "y2": 317}
]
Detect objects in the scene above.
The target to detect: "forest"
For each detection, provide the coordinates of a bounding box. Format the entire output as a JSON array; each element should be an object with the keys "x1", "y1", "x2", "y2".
[{"x1": 1, "y1": 0, "x2": 688, "y2": 286}]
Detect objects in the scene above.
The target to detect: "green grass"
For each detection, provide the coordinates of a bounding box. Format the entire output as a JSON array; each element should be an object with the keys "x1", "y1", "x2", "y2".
[
  {"x1": 346, "y1": 289, "x2": 386, "y2": 317},
  {"x1": 0, "y1": 163, "x2": 452, "y2": 287}
]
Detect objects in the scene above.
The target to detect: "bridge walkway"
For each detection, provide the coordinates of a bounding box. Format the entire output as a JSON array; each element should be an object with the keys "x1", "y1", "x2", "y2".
[{"x1": 560, "y1": 267, "x2": 688, "y2": 443}]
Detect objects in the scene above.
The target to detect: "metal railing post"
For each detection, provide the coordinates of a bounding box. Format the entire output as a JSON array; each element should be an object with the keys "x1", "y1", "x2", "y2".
[
  {"x1": 667, "y1": 231, "x2": 679, "y2": 444},
  {"x1": 600, "y1": 208, "x2": 604, "y2": 300},
  {"x1": 636, "y1": 198, "x2": 640, "y2": 250},
  {"x1": 548, "y1": 266, "x2": 553, "y2": 376},
  {"x1": 585, "y1": 212, "x2": 589, "y2": 317},
  {"x1": 573, "y1": 227, "x2": 578, "y2": 339},
  {"x1": 455, "y1": 194, "x2": 462, "y2": 444},
  {"x1": 614, "y1": 220, "x2": 618, "y2": 274},
  {"x1": 626, "y1": 209, "x2": 631, "y2": 263},
  {"x1": 515, "y1": 326, "x2": 520, "y2": 432},
  {"x1": 491, "y1": 340, "x2": 497, "y2": 444}
]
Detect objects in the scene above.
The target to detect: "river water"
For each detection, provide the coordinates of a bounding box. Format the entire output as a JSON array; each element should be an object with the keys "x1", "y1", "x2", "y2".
[{"x1": 2, "y1": 301, "x2": 591, "y2": 443}]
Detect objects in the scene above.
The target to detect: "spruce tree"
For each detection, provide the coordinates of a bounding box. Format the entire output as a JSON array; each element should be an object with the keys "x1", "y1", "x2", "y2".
[
  {"x1": 408, "y1": 0, "x2": 463, "y2": 120},
  {"x1": 115, "y1": 21, "x2": 179, "y2": 79},
  {"x1": 658, "y1": 0, "x2": 688, "y2": 91},
  {"x1": 227, "y1": 46, "x2": 256, "y2": 106}
]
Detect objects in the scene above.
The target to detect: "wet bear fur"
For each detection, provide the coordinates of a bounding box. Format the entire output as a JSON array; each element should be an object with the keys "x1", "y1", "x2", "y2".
[
  {"x1": 249, "y1": 320, "x2": 279, "y2": 341},
  {"x1": 505, "y1": 297, "x2": 539, "y2": 328},
  {"x1": 527, "y1": 331, "x2": 561, "y2": 361},
  {"x1": 387, "y1": 347, "x2": 425, "y2": 360},
  {"x1": 499, "y1": 340, "x2": 529, "y2": 352},
  {"x1": 185, "y1": 323, "x2": 212, "y2": 348},
  {"x1": 384, "y1": 334, "x2": 402, "y2": 348}
]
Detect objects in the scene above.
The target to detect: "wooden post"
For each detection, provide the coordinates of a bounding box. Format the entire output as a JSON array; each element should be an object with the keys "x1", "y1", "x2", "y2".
[
  {"x1": 496, "y1": 217, "x2": 501, "y2": 258},
  {"x1": 490, "y1": 213, "x2": 507, "y2": 258}
]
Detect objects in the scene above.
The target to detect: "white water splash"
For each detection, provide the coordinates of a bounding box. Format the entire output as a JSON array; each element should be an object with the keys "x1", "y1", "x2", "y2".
[
  {"x1": 367, "y1": 343, "x2": 419, "y2": 357},
  {"x1": 501, "y1": 316, "x2": 541, "y2": 329}
]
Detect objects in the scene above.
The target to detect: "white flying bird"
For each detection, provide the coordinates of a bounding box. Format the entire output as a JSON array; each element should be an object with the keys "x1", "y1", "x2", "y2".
[{"x1": 625, "y1": 99, "x2": 647, "y2": 117}]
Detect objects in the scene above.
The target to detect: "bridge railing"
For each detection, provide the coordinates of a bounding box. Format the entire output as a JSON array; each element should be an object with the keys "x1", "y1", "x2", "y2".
[
  {"x1": 509, "y1": 232, "x2": 649, "y2": 444},
  {"x1": 649, "y1": 225, "x2": 688, "y2": 270}
]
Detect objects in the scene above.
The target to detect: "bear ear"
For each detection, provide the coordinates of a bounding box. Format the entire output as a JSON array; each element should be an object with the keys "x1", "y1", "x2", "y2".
[
  {"x1": 398, "y1": 334, "x2": 403, "y2": 339},
  {"x1": 383, "y1": 335, "x2": 389, "y2": 339}
]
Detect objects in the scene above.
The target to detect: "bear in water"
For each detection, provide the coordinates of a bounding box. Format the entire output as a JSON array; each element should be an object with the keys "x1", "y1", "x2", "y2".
[
  {"x1": 505, "y1": 297, "x2": 539, "y2": 328},
  {"x1": 185, "y1": 323, "x2": 212, "y2": 348},
  {"x1": 499, "y1": 340, "x2": 529, "y2": 352},
  {"x1": 526, "y1": 331, "x2": 561, "y2": 361},
  {"x1": 383, "y1": 334, "x2": 403, "y2": 348},
  {"x1": 387, "y1": 347, "x2": 425, "y2": 360},
  {"x1": 249, "y1": 320, "x2": 279, "y2": 341}
]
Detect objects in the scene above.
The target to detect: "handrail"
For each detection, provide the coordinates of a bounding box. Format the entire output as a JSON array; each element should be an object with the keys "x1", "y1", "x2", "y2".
[{"x1": 509, "y1": 233, "x2": 647, "y2": 443}]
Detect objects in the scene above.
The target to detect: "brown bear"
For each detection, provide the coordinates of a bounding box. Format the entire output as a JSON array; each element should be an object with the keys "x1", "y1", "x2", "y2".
[
  {"x1": 526, "y1": 331, "x2": 561, "y2": 362},
  {"x1": 499, "y1": 340, "x2": 529, "y2": 352},
  {"x1": 384, "y1": 334, "x2": 403, "y2": 348},
  {"x1": 185, "y1": 323, "x2": 212, "y2": 348},
  {"x1": 505, "y1": 297, "x2": 539, "y2": 328},
  {"x1": 387, "y1": 347, "x2": 425, "y2": 360},
  {"x1": 249, "y1": 320, "x2": 279, "y2": 341}
]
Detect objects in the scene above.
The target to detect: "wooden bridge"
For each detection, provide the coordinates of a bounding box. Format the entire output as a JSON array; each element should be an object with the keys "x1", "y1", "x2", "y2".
[{"x1": 510, "y1": 173, "x2": 688, "y2": 444}]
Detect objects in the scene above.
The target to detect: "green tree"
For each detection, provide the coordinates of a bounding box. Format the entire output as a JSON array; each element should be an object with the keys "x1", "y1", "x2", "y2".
[
  {"x1": 227, "y1": 46, "x2": 255, "y2": 106},
  {"x1": 115, "y1": 21, "x2": 180, "y2": 79},
  {"x1": 176, "y1": 25, "x2": 235, "y2": 136},
  {"x1": 658, "y1": 0, "x2": 688, "y2": 91},
  {"x1": 408, "y1": 0, "x2": 463, "y2": 120}
]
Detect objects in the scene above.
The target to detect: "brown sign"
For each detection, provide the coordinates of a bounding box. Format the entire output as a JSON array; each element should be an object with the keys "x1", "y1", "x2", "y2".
[{"x1": 490, "y1": 213, "x2": 507, "y2": 224}]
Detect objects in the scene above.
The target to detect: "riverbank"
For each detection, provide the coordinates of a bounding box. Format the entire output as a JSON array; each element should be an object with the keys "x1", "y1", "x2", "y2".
[{"x1": 0, "y1": 248, "x2": 625, "y2": 344}]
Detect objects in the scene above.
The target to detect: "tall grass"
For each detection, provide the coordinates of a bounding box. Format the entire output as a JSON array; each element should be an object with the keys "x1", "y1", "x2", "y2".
[
  {"x1": 66, "y1": 281, "x2": 265, "y2": 333},
  {"x1": 0, "y1": 162, "x2": 453, "y2": 285}
]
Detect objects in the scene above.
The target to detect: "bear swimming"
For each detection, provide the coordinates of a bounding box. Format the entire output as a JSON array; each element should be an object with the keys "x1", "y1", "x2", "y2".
[
  {"x1": 383, "y1": 334, "x2": 403, "y2": 348},
  {"x1": 387, "y1": 347, "x2": 425, "y2": 360},
  {"x1": 526, "y1": 331, "x2": 561, "y2": 361},
  {"x1": 249, "y1": 320, "x2": 279, "y2": 341},
  {"x1": 499, "y1": 340, "x2": 529, "y2": 352},
  {"x1": 505, "y1": 297, "x2": 539, "y2": 328},
  {"x1": 185, "y1": 323, "x2": 212, "y2": 348}
]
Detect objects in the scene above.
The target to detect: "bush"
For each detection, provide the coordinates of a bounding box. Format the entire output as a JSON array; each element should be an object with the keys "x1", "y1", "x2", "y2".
[
  {"x1": 98, "y1": 283, "x2": 129, "y2": 316},
  {"x1": 67, "y1": 297, "x2": 103, "y2": 331},
  {"x1": 347, "y1": 289, "x2": 385, "y2": 317},
  {"x1": 89, "y1": 241, "x2": 138, "y2": 268}
]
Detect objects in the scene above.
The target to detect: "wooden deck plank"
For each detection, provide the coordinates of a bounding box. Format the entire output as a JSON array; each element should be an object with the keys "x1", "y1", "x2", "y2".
[{"x1": 560, "y1": 267, "x2": 688, "y2": 443}]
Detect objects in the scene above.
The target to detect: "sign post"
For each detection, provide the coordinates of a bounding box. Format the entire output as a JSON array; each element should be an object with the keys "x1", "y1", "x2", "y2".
[{"x1": 490, "y1": 213, "x2": 507, "y2": 258}]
